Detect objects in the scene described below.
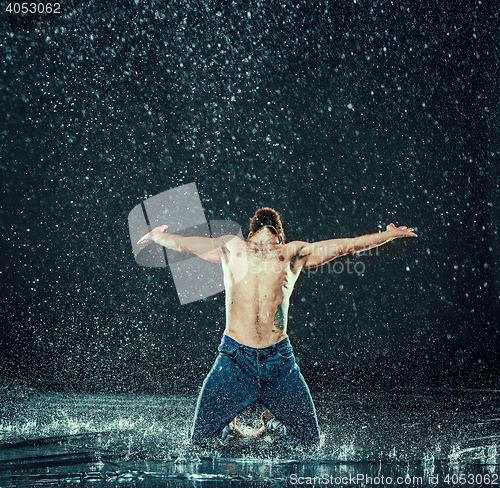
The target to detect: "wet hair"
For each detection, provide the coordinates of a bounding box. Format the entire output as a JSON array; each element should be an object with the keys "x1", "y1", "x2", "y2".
[{"x1": 249, "y1": 207, "x2": 285, "y2": 243}]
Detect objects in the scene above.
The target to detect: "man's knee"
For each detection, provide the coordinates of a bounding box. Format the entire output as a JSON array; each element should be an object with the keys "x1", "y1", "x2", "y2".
[
  {"x1": 190, "y1": 421, "x2": 225, "y2": 447},
  {"x1": 306, "y1": 425, "x2": 321, "y2": 446},
  {"x1": 268, "y1": 417, "x2": 320, "y2": 447},
  {"x1": 293, "y1": 423, "x2": 320, "y2": 447},
  {"x1": 189, "y1": 426, "x2": 211, "y2": 447}
]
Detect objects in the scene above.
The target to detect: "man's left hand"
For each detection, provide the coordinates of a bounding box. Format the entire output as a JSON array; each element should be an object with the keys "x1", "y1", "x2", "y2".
[{"x1": 386, "y1": 223, "x2": 418, "y2": 238}]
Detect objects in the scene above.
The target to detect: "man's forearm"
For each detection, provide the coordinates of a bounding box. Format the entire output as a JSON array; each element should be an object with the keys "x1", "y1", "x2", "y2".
[
  {"x1": 301, "y1": 223, "x2": 415, "y2": 268},
  {"x1": 349, "y1": 230, "x2": 395, "y2": 254},
  {"x1": 150, "y1": 229, "x2": 215, "y2": 256}
]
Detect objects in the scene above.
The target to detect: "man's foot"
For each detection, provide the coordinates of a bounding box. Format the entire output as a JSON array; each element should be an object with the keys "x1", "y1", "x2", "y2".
[
  {"x1": 230, "y1": 417, "x2": 246, "y2": 438},
  {"x1": 220, "y1": 417, "x2": 246, "y2": 441},
  {"x1": 251, "y1": 410, "x2": 275, "y2": 438}
]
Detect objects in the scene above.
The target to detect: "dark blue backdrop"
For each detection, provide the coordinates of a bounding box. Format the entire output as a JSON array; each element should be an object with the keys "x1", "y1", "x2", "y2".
[{"x1": 1, "y1": 0, "x2": 498, "y2": 392}]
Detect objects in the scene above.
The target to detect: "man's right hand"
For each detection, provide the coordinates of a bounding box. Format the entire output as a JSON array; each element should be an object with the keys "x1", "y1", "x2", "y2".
[
  {"x1": 137, "y1": 225, "x2": 169, "y2": 245},
  {"x1": 386, "y1": 223, "x2": 417, "y2": 238}
]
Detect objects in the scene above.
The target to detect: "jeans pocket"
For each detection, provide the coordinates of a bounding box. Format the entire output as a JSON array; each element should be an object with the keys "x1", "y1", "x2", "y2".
[
  {"x1": 218, "y1": 344, "x2": 238, "y2": 359},
  {"x1": 276, "y1": 345, "x2": 293, "y2": 360}
]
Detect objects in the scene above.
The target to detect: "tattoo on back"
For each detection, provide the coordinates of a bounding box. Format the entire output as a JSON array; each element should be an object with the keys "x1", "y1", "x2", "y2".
[{"x1": 274, "y1": 304, "x2": 284, "y2": 330}]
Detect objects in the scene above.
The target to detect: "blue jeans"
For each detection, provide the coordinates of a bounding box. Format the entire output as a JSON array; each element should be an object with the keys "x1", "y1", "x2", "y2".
[{"x1": 190, "y1": 334, "x2": 320, "y2": 446}]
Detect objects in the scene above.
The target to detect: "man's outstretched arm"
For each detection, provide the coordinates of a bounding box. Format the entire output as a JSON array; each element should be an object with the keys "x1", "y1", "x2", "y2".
[
  {"x1": 137, "y1": 225, "x2": 236, "y2": 262},
  {"x1": 298, "y1": 224, "x2": 417, "y2": 269}
]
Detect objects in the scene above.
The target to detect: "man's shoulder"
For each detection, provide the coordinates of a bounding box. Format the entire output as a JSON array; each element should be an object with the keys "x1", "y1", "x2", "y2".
[
  {"x1": 281, "y1": 241, "x2": 309, "y2": 258},
  {"x1": 220, "y1": 234, "x2": 245, "y2": 249},
  {"x1": 283, "y1": 240, "x2": 308, "y2": 251},
  {"x1": 219, "y1": 234, "x2": 243, "y2": 243}
]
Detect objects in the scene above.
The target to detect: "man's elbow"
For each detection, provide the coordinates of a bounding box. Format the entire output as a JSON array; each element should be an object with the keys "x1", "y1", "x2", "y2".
[{"x1": 343, "y1": 239, "x2": 357, "y2": 255}]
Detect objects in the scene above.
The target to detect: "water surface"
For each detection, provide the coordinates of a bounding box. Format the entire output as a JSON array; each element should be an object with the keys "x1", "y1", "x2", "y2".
[{"x1": 1, "y1": 388, "x2": 498, "y2": 486}]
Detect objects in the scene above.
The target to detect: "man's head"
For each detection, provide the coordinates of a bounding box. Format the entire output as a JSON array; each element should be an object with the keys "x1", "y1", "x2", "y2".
[{"x1": 248, "y1": 207, "x2": 285, "y2": 244}]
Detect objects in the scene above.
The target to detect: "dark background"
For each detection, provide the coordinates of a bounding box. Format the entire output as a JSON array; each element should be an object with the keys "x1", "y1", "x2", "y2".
[{"x1": 1, "y1": 0, "x2": 498, "y2": 393}]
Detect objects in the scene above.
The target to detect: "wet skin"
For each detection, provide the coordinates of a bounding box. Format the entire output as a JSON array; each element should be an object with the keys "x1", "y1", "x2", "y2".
[
  {"x1": 138, "y1": 223, "x2": 417, "y2": 349},
  {"x1": 220, "y1": 229, "x2": 301, "y2": 348}
]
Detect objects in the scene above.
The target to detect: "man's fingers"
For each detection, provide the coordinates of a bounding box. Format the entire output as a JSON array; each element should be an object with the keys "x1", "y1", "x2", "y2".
[
  {"x1": 137, "y1": 234, "x2": 151, "y2": 245},
  {"x1": 389, "y1": 225, "x2": 417, "y2": 237}
]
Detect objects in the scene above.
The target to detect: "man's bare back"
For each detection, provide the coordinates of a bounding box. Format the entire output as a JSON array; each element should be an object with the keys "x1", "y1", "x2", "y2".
[{"x1": 221, "y1": 228, "x2": 304, "y2": 348}]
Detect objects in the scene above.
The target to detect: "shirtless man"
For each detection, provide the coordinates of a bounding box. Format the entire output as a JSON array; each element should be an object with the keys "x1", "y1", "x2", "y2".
[{"x1": 138, "y1": 208, "x2": 417, "y2": 445}]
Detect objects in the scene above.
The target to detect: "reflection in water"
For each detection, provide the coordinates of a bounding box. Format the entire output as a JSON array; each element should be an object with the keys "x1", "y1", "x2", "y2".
[{"x1": 0, "y1": 388, "x2": 498, "y2": 486}]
